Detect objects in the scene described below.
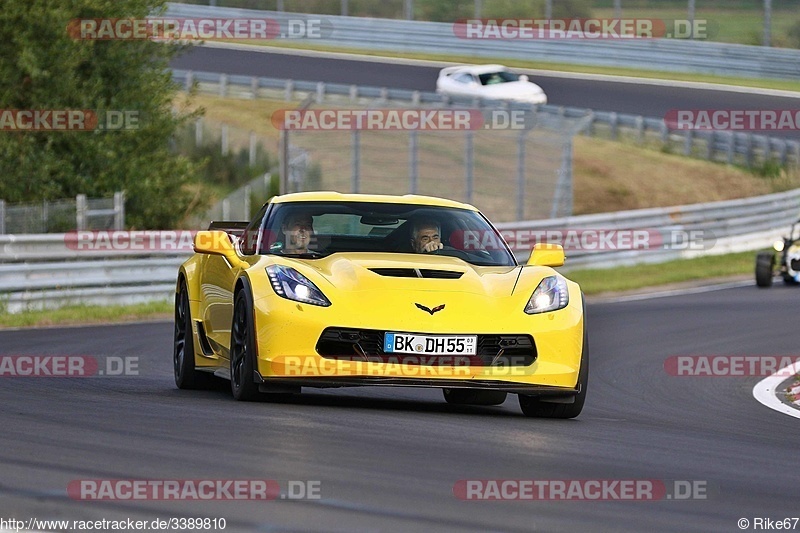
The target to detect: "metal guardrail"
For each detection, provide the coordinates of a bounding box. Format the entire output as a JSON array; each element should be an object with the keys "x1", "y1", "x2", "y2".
[
  {"x1": 2, "y1": 187, "x2": 799, "y2": 312},
  {"x1": 165, "y1": 3, "x2": 800, "y2": 80},
  {"x1": 173, "y1": 69, "x2": 800, "y2": 168}
]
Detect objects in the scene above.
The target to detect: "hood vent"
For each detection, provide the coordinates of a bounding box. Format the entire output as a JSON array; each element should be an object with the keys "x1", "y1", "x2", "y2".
[{"x1": 369, "y1": 268, "x2": 463, "y2": 279}]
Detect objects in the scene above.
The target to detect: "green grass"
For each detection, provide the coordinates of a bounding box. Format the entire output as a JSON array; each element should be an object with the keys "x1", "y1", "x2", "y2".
[
  {"x1": 219, "y1": 41, "x2": 800, "y2": 93},
  {"x1": 0, "y1": 300, "x2": 173, "y2": 329},
  {"x1": 567, "y1": 251, "x2": 755, "y2": 295}
]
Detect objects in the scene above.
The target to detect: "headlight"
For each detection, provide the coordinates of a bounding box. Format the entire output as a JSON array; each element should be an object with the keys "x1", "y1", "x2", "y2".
[
  {"x1": 774, "y1": 240, "x2": 785, "y2": 252},
  {"x1": 524, "y1": 276, "x2": 569, "y2": 314},
  {"x1": 266, "y1": 265, "x2": 331, "y2": 307}
]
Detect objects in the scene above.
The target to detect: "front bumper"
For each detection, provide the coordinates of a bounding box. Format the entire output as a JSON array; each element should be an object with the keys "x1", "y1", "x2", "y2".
[{"x1": 251, "y1": 286, "x2": 585, "y2": 389}]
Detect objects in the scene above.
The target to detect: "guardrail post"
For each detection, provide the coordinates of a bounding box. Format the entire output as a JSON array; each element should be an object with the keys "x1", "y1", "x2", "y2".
[
  {"x1": 516, "y1": 131, "x2": 526, "y2": 221},
  {"x1": 465, "y1": 131, "x2": 474, "y2": 205},
  {"x1": 764, "y1": 0, "x2": 772, "y2": 46},
  {"x1": 793, "y1": 142, "x2": 800, "y2": 167},
  {"x1": 185, "y1": 71, "x2": 193, "y2": 92},
  {"x1": 285, "y1": 80, "x2": 294, "y2": 102},
  {"x1": 609, "y1": 112, "x2": 618, "y2": 140},
  {"x1": 222, "y1": 198, "x2": 230, "y2": 220},
  {"x1": 726, "y1": 132, "x2": 736, "y2": 164},
  {"x1": 351, "y1": 130, "x2": 361, "y2": 193},
  {"x1": 244, "y1": 185, "x2": 252, "y2": 219},
  {"x1": 745, "y1": 134, "x2": 754, "y2": 168},
  {"x1": 42, "y1": 198, "x2": 48, "y2": 232},
  {"x1": 635, "y1": 116, "x2": 645, "y2": 144},
  {"x1": 706, "y1": 132, "x2": 715, "y2": 161},
  {"x1": 0, "y1": 200, "x2": 5, "y2": 234},
  {"x1": 380, "y1": 88, "x2": 388, "y2": 103},
  {"x1": 583, "y1": 110, "x2": 594, "y2": 136},
  {"x1": 316, "y1": 82, "x2": 325, "y2": 104},
  {"x1": 474, "y1": 0, "x2": 481, "y2": 18},
  {"x1": 221, "y1": 125, "x2": 229, "y2": 156},
  {"x1": 279, "y1": 130, "x2": 289, "y2": 195},
  {"x1": 350, "y1": 85, "x2": 358, "y2": 102},
  {"x1": 552, "y1": 138, "x2": 573, "y2": 218},
  {"x1": 251, "y1": 76, "x2": 259, "y2": 99},
  {"x1": 683, "y1": 129, "x2": 693, "y2": 156},
  {"x1": 249, "y1": 131, "x2": 257, "y2": 167},
  {"x1": 412, "y1": 91, "x2": 420, "y2": 106},
  {"x1": 660, "y1": 120, "x2": 669, "y2": 144},
  {"x1": 195, "y1": 117, "x2": 203, "y2": 147},
  {"x1": 409, "y1": 130, "x2": 418, "y2": 194},
  {"x1": 404, "y1": 0, "x2": 413, "y2": 20},
  {"x1": 76, "y1": 194, "x2": 87, "y2": 231},
  {"x1": 114, "y1": 191, "x2": 125, "y2": 230},
  {"x1": 219, "y1": 73, "x2": 228, "y2": 98},
  {"x1": 341, "y1": 0, "x2": 348, "y2": 16},
  {"x1": 778, "y1": 140, "x2": 787, "y2": 167}
]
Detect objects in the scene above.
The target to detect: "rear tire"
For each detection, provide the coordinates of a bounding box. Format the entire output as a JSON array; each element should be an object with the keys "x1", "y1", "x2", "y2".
[
  {"x1": 443, "y1": 389, "x2": 507, "y2": 406},
  {"x1": 230, "y1": 286, "x2": 262, "y2": 401},
  {"x1": 174, "y1": 280, "x2": 215, "y2": 390},
  {"x1": 755, "y1": 252, "x2": 774, "y2": 288}
]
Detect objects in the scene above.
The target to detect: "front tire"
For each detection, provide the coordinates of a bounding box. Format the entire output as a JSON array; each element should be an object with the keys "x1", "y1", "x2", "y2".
[
  {"x1": 443, "y1": 389, "x2": 507, "y2": 406},
  {"x1": 755, "y1": 252, "x2": 774, "y2": 288},
  {"x1": 230, "y1": 285, "x2": 261, "y2": 401},
  {"x1": 174, "y1": 280, "x2": 215, "y2": 390}
]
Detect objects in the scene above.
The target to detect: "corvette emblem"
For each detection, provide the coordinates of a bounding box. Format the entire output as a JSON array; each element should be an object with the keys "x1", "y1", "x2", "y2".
[{"x1": 415, "y1": 303, "x2": 445, "y2": 315}]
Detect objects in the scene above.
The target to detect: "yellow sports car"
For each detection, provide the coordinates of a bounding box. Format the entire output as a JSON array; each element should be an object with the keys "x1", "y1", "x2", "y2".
[{"x1": 174, "y1": 192, "x2": 587, "y2": 418}]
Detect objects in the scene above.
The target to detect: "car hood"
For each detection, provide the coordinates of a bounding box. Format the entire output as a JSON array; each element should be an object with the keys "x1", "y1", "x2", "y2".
[
  {"x1": 287, "y1": 253, "x2": 525, "y2": 297},
  {"x1": 480, "y1": 81, "x2": 545, "y2": 99}
]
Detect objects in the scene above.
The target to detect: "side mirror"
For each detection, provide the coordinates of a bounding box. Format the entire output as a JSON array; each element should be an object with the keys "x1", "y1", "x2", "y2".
[
  {"x1": 193, "y1": 230, "x2": 249, "y2": 269},
  {"x1": 526, "y1": 243, "x2": 565, "y2": 267},
  {"x1": 194, "y1": 230, "x2": 235, "y2": 255},
  {"x1": 519, "y1": 74, "x2": 529, "y2": 82}
]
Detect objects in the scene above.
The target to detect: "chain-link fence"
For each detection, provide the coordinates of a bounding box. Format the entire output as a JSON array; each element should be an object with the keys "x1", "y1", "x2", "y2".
[
  {"x1": 176, "y1": 117, "x2": 279, "y2": 227},
  {"x1": 277, "y1": 100, "x2": 588, "y2": 223},
  {"x1": 0, "y1": 193, "x2": 125, "y2": 234}
]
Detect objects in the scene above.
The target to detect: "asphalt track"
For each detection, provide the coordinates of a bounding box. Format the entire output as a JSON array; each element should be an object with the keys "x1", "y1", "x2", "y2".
[
  {"x1": 170, "y1": 46, "x2": 800, "y2": 140},
  {"x1": 2, "y1": 285, "x2": 799, "y2": 532}
]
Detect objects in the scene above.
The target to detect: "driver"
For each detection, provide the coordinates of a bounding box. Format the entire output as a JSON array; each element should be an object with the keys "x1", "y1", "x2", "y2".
[
  {"x1": 410, "y1": 218, "x2": 443, "y2": 253},
  {"x1": 281, "y1": 212, "x2": 315, "y2": 254}
]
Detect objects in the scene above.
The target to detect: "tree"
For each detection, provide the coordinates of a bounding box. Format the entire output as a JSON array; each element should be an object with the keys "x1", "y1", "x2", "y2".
[{"x1": 0, "y1": 0, "x2": 202, "y2": 228}]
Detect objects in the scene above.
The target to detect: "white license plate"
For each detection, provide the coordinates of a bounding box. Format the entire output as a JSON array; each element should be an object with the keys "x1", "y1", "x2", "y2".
[{"x1": 384, "y1": 333, "x2": 477, "y2": 356}]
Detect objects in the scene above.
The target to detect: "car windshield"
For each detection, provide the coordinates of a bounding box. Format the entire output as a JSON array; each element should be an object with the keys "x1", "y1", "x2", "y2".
[
  {"x1": 478, "y1": 71, "x2": 519, "y2": 85},
  {"x1": 258, "y1": 201, "x2": 517, "y2": 267}
]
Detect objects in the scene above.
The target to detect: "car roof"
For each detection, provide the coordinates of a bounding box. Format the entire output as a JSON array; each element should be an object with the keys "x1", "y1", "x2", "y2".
[
  {"x1": 270, "y1": 191, "x2": 479, "y2": 211},
  {"x1": 451, "y1": 64, "x2": 509, "y2": 75}
]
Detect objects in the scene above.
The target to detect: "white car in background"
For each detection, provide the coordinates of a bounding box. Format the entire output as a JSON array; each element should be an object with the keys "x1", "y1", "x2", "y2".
[{"x1": 436, "y1": 64, "x2": 547, "y2": 105}]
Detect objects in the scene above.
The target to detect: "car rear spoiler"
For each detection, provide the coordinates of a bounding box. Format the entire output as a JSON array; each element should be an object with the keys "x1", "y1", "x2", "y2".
[{"x1": 207, "y1": 221, "x2": 249, "y2": 239}]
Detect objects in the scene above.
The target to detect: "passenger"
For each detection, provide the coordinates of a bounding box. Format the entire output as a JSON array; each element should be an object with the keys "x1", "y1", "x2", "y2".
[{"x1": 281, "y1": 212, "x2": 315, "y2": 254}]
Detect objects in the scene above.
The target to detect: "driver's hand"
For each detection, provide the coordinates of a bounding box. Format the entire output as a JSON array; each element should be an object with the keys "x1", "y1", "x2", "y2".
[{"x1": 422, "y1": 241, "x2": 444, "y2": 253}]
